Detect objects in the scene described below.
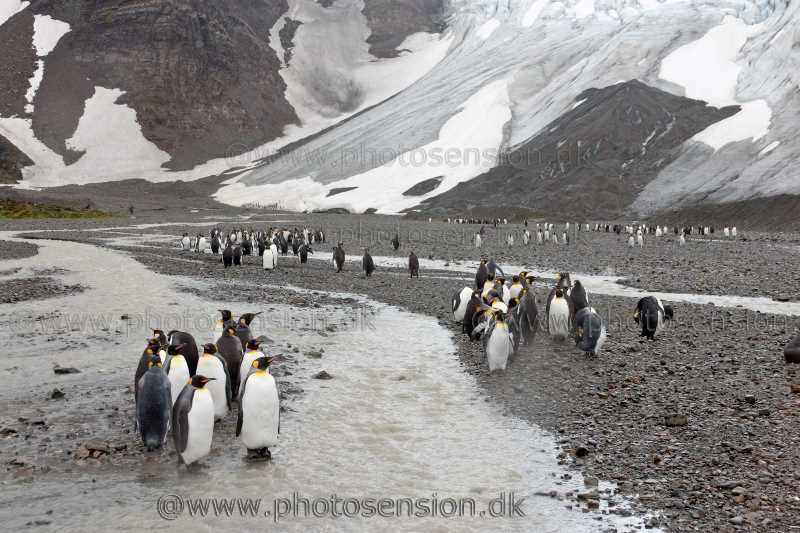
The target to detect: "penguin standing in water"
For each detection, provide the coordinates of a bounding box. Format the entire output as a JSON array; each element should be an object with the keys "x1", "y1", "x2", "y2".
[
  {"x1": 136, "y1": 354, "x2": 172, "y2": 451},
  {"x1": 172, "y1": 376, "x2": 216, "y2": 466},
  {"x1": 235, "y1": 312, "x2": 262, "y2": 347},
  {"x1": 452, "y1": 286, "x2": 473, "y2": 322},
  {"x1": 332, "y1": 245, "x2": 345, "y2": 273},
  {"x1": 238, "y1": 339, "x2": 264, "y2": 397},
  {"x1": 547, "y1": 288, "x2": 571, "y2": 340},
  {"x1": 135, "y1": 339, "x2": 162, "y2": 400},
  {"x1": 573, "y1": 307, "x2": 606, "y2": 357},
  {"x1": 237, "y1": 355, "x2": 280, "y2": 460},
  {"x1": 408, "y1": 251, "x2": 419, "y2": 278},
  {"x1": 233, "y1": 245, "x2": 242, "y2": 266},
  {"x1": 223, "y1": 242, "x2": 233, "y2": 268},
  {"x1": 475, "y1": 259, "x2": 488, "y2": 290},
  {"x1": 362, "y1": 248, "x2": 375, "y2": 277},
  {"x1": 483, "y1": 311, "x2": 513, "y2": 372},
  {"x1": 163, "y1": 345, "x2": 190, "y2": 406},
  {"x1": 167, "y1": 330, "x2": 199, "y2": 375},
  {"x1": 217, "y1": 326, "x2": 244, "y2": 397},
  {"x1": 634, "y1": 296, "x2": 674, "y2": 340},
  {"x1": 197, "y1": 344, "x2": 232, "y2": 420}
]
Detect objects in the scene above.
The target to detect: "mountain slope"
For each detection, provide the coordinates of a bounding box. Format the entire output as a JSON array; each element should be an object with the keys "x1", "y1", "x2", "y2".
[{"x1": 412, "y1": 80, "x2": 739, "y2": 217}]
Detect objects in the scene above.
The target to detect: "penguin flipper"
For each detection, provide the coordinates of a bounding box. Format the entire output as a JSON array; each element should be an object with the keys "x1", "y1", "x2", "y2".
[
  {"x1": 236, "y1": 400, "x2": 243, "y2": 437},
  {"x1": 172, "y1": 386, "x2": 194, "y2": 455},
  {"x1": 214, "y1": 353, "x2": 233, "y2": 409}
]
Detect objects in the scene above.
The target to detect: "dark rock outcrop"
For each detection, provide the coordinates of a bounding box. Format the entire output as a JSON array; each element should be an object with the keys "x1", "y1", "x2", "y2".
[
  {"x1": 413, "y1": 80, "x2": 740, "y2": 218},
  {"x1": 362, "y1": 0, "x2": 445, "y2": 58},
  {"x1": 0, "y1": 134, "x2": 33, "y2": 184}
]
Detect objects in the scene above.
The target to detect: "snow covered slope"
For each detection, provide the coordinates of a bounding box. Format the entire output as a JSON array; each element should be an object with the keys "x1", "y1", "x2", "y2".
[
  {"x1": 218, "y1": 0, "x2": 796, "y2": 215},
  {"x1": 1, "y1": 0, "x2": 797, "y2": 219}
]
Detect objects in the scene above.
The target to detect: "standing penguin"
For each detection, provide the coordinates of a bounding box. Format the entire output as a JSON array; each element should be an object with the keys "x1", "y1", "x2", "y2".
[
  {"x1": 475, "y1": 259, "x2": 488, "y2": 290},
  {"x1": 235, "y1": 312, "x2": 262, "y2": 347},
  {"x1": 238, "y1": 339, "x2": 264, "y2": 397},
  {"x1": 634, "y1": 296, "x2": 674, "y2": 340},
  {"x1": 233, "y1": 245, "x2": 242, "y2": 266},
  {"x1": 135, "y1": 338, "x2": 162, "y2": 401},
  {"x1": 569, "y1": 280, "x2": 589, "y2": 314},
  {"x1": 509, "y1": 276, "x2": 524, "y2": 300},
  {"x1": 451, "y1": 286, "x2": 473, "y2": 322},
  {"x1": 197, "y1": 344, "x2": 232, "y2": 420},
  {"x1": 136, "y1": 354, "x2": 172, "y2": 451},
  {"x1": 679, "y1": 234, "x2": 686, "y2": 247},
  {"x1": 517, "y1": 288, "x2": 539, "y2": 345},
  {"x1": 223, "y1": 242, "x2": 233, "y2": 268},
  {"x1": 462, "y1": 290, "x2": 484, "y2": 337},
  {"x1": 163, "y1": 346, "x2": 190, "y2": 407},
  {"x1": 181, "y1": 233, "x2": 190, "y2": 250},
  {"x1": 237, "y1": 355, "x2": 280, "y2": 460},
  {"x1": 211, "y1": 234, "x2": 221, "y2": 255},
  {"x1": 474, "y1": 232, "x2": 482, "y2": 248},
  {"x1": 547, "y1": 288, "x2": 571, "y2": 340},
  {"x1": 217, "y1": 326, "x2": 244, "y2": 397},
  {"x1": 214, "y1": 309, "x2": 236, "y2": 339},
  {"x1": 391, "y1": 234, "x2": 400, "y2": 252},
  {"x1": 408, "y1": 251, "x2": 419, "y2": 278},
  {"x1": 573, "y1": 307, "x2": 606, "y2": 357},
  {"x1": 167, "y1": 330, "x2": 199, "y2": 375},
  {"x1": 298, "y1": 243, "x2": 312, "y2": 264},
  {"x1": 332, "y1": 245, "x2": 345, "y2": 273},
  {"x1": 484, "y1": 311, "x2": 513, "y2": 372},
  {"x1": 362, "y1": 248, "x2": 375, "y2": 277},
  {"x1": 628, "y1": 235, "x2": 635, "y2": 247},
  {"x1": 172, "y1": 376, "x2": 216, "y2": 466}
]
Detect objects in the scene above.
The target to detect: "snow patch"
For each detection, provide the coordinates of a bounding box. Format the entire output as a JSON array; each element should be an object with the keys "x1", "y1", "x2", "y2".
[
  {"x1": 24, "y1": 60, "x2": 44, "y2": 113},
  {"x1": 574, "y1": 0, "x2": 595, "y2": 19},
  {"x1": 659, "y1": 15, "x2": 770, "y2": 150},
  {"x1": 32, "y1": 14, "x2": 71, "y2": 56},
  {"x1": 757, "y1": 140, "x2": 780, "y2": 158},
  {"x1": 216, "y1": 79, "x2": 511, "y2": 214},
  {"x1": 0, "y1": 0, "x2": 28, "y2": 28}
]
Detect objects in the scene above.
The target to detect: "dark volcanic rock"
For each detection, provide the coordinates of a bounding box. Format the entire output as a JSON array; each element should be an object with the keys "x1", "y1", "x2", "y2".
[
  {"x1": 414, "y1": 80, "x2": 740, "y2": 218},
  {"x1": 327, "y1": 187, "x2": 359, "y2": 197},
  {"x1": 403, "y1": 176, "x2": 443, "y2": 196},
  {"x1": 785, "y1": 334, "x2": 800, "y2": 364},
  {"x1": 23, "y1": 0, "x2": 298, "y2": 170},
  {"x1": 278, "y1": 18, "x2": 303, "y2": 66},
  {"x1": 361, "y1": 0, "x2": 445, "y2": 58},
  {"x1": 0, "y1": 134, "x2": 34, "y2": 184},
  {"x1": 0, "y1": 9, "x2": 35, "y2": 120}
]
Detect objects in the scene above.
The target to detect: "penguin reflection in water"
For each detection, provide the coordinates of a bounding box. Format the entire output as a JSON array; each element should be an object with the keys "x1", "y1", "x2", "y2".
[
  {"x1": 136, "y1": 354, "x2": 172, "y2": 451},
  {"x1": 173, "y1": 376, "x2": 216, "y2": 467},
  {"x1": 237, "y1": 356, "x2": 280, "y2": 460}
]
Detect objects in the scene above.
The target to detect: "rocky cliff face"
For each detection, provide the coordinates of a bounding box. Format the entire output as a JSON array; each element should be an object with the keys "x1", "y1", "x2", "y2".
[
  {"x1": 361, "y1": 0, "x2": 445, "y2": 58},
  {"x1": 15, "y1": 0, "x2": 298, "y2": 170},
  {"x1": 413, "y1": 81, "x2": 740, "y2": 218}
]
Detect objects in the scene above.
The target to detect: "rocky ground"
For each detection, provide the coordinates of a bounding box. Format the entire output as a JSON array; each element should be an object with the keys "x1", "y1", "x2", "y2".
[{"x1": 2, "y1": 212, "x2": 800, "y2": 531}]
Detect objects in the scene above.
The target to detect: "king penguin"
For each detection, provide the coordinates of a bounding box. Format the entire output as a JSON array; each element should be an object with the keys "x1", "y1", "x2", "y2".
[
  {"x1": 136, "y1": 353, "x2": 172, "y2": 451},
  {"x1": 135, "y1": 338, "x2": 162, "y2": 401},
  {"x1": 408, "y1": 251, "x2": 419, "y2": 278},
  {"x1": 163, "y1": 346, "x2": 191, "y2": 407},
  {"x1": 483, "y1": 311, "x2": 513, "y2": 372},
  {"x1": 475, "y1": 259, "x2": 488, "y2": 290},
  {"x1": 167, "y1": 330, "x2": 199, "y2": 376},
  {"x1": 217, "y1": 326, "x2": 244, "y2": 397},
  {"x1": 197, "y1": 344, "x2": 232, "y2": 420},
  {"x1": 362, "y1": 248, "x2": 375, "y2": 277},
  {"x1": 332, "y1": 245, "x2": 345, "y2": 272},
  {"x1": 573, "y1": 307, "x2": 606, "y2": 357},
  {"x1": 547, "y1": 288, "x2": 571, "y2": 340},
  {"x1": 172, "y1": 375, "x2": 216, "y2": 466},
  {"x1": 223, "y1": 242, "x2": 233, "y2": 268},
  {"x1": 235, "y1": 312, "x2": 262, "y2": 347},
  {"x1": 634, "y1": 296, "x2": 674, "y2": 340},
  {"x1": 237, "y1": 355, "x2": 280, "y2": 460},
  {"x1": 451, "y1": 286, "x2": 473, "y2": 322},
  {"x1": 238, "y1": 339, "x2": 264, "y2": 397}
]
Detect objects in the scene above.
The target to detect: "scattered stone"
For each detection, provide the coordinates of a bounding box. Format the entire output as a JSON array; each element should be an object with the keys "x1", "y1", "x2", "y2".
[
  {"x1": 312, "y1": 371, "x2": 333, "y2": 380},
  {"x1": 305, "y1": 351, "x2": 323, "y2": 358},
  {"x1": 664, "y1": 414, "x2": 687, "y2": 427},
  {"x1": 53, "y1": 366, "x2": 80, "y2": 375},
  {"x1": 49, "y1": 389, "x2": 64, "y2": 399},
  {"x1": 292, "y1": 297, "x2": 311, "y2": 307}
]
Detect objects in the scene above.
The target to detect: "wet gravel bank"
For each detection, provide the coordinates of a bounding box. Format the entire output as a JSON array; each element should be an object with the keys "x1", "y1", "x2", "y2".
[
  {"x1": 0, "y1": 239, "x2": 38, "y2": 261},
  {"x1": 0, "y1": 277, "x2": 85, "y2": 304},
  {"x1": 10, "y1": 217, "x2": 800, "y2": 531}
]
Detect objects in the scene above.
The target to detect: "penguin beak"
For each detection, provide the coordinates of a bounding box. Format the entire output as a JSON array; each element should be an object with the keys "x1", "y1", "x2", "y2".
[
  {"x1": 202, "y1": 378, "x2": 215, "y2": 383},
  {"x1": 267, "y1": 357, "x2": 279, "y2": 364}
]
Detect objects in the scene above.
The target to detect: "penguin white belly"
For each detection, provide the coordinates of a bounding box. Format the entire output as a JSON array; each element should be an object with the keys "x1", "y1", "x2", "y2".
[
  {"x1": 501, "y1": 285, "x2": 510, "y2": 305},
  {"x1": 239, "y1": 351, "x2": 262, "y2": 395},
  {"x1": 182, "y1": 389, "x2": 214, "y2": 464},
  {"x1": 158, "y1": 349, "x2": 167, "y2": 364},
  {"x1": 241, "y1": 373, "x2": 280, "y2": 449},
  {"x1": 167, "y1": 357, "x2": 190, "y2": 406},
  {"x1": 181, "y1": 237, "x2": 190, "y2": 249},
  {"x1": 509, "y1": 284, "x2": 522, "y2": 300},
  {"x1": 453, "y1": 287, "x2": 472, "y2": 322},
  {"x1": 486, "y1": 323, "x2": 511, "y2": 372},
  {"x1": 549, "y1": 298, "x2": 570, "y2": 339},
  {"x1": 481, "y1": 281, "x2": 494, "y2": 299},
  {"x1": 214, "y1": 319, "x2": 223, "y2": 338},
  {"x1": 196, "y1": 356, "x2": 229, "y2": 420},
  {"x1": 263, "y1": 249, "x2": 274, "y2": 270}
]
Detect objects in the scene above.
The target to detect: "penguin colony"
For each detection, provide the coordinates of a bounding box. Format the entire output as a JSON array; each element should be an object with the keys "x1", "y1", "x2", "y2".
[
  {"x1": 134, "y1": 311, "x2": 279, "y2": 464},
  {"x1": 451, "y1": 256, "x2": 676, "y2": 373}
]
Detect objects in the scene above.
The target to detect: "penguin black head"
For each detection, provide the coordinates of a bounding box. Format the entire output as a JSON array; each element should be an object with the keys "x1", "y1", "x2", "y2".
[
  {"x1": 508, "y1": 297, "x2": 520, "y2": 310},
  {"x1": 525, "y1": 275, "x2": 536, "y2": 285},
  {"x1": 218, "y1": 310, "x2": 232, "y2": 321},
  {"x1": 245, "y1": 339, "x2": 262, "y2": 351},
  {"x1": 152, "y1": 330, "x2": 166, "y2": 346},
  {"x1": 252, "y1": 355, "x2": 278, "y2": 370},
  {"x1": 512, "y1": 275, "x2": 520, "y2": 283},
  {"x1": 166, "y1": 344, "x2": 185, "y2": 356},
  {"x1": 555, "y1": 289, "x2": 564, "y2": 298},
  {"x1": 148, "y1": 353, "x2": 163, "y2": 369},
  {"x1": 239, "y1": 312, "x2": 262, "y2": 325},
  {"x1": 663, "y1": 305, "x2": 674, "y2": 321},
  {"x1": 519, "y1": 271, "x2": 528, "y2": 278},
  {"x1": 143, "y1": 338, "x2": 160, "y2": 355},
  {"x1": 189, "y1": 375, "x2": 216, "y2": 388},
  {"x1": 495, "y1": 278, "x2": 506, "y2": 286},
  {"x1": 202, "y1": 343, "x2": 218, "y2": 354}
]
